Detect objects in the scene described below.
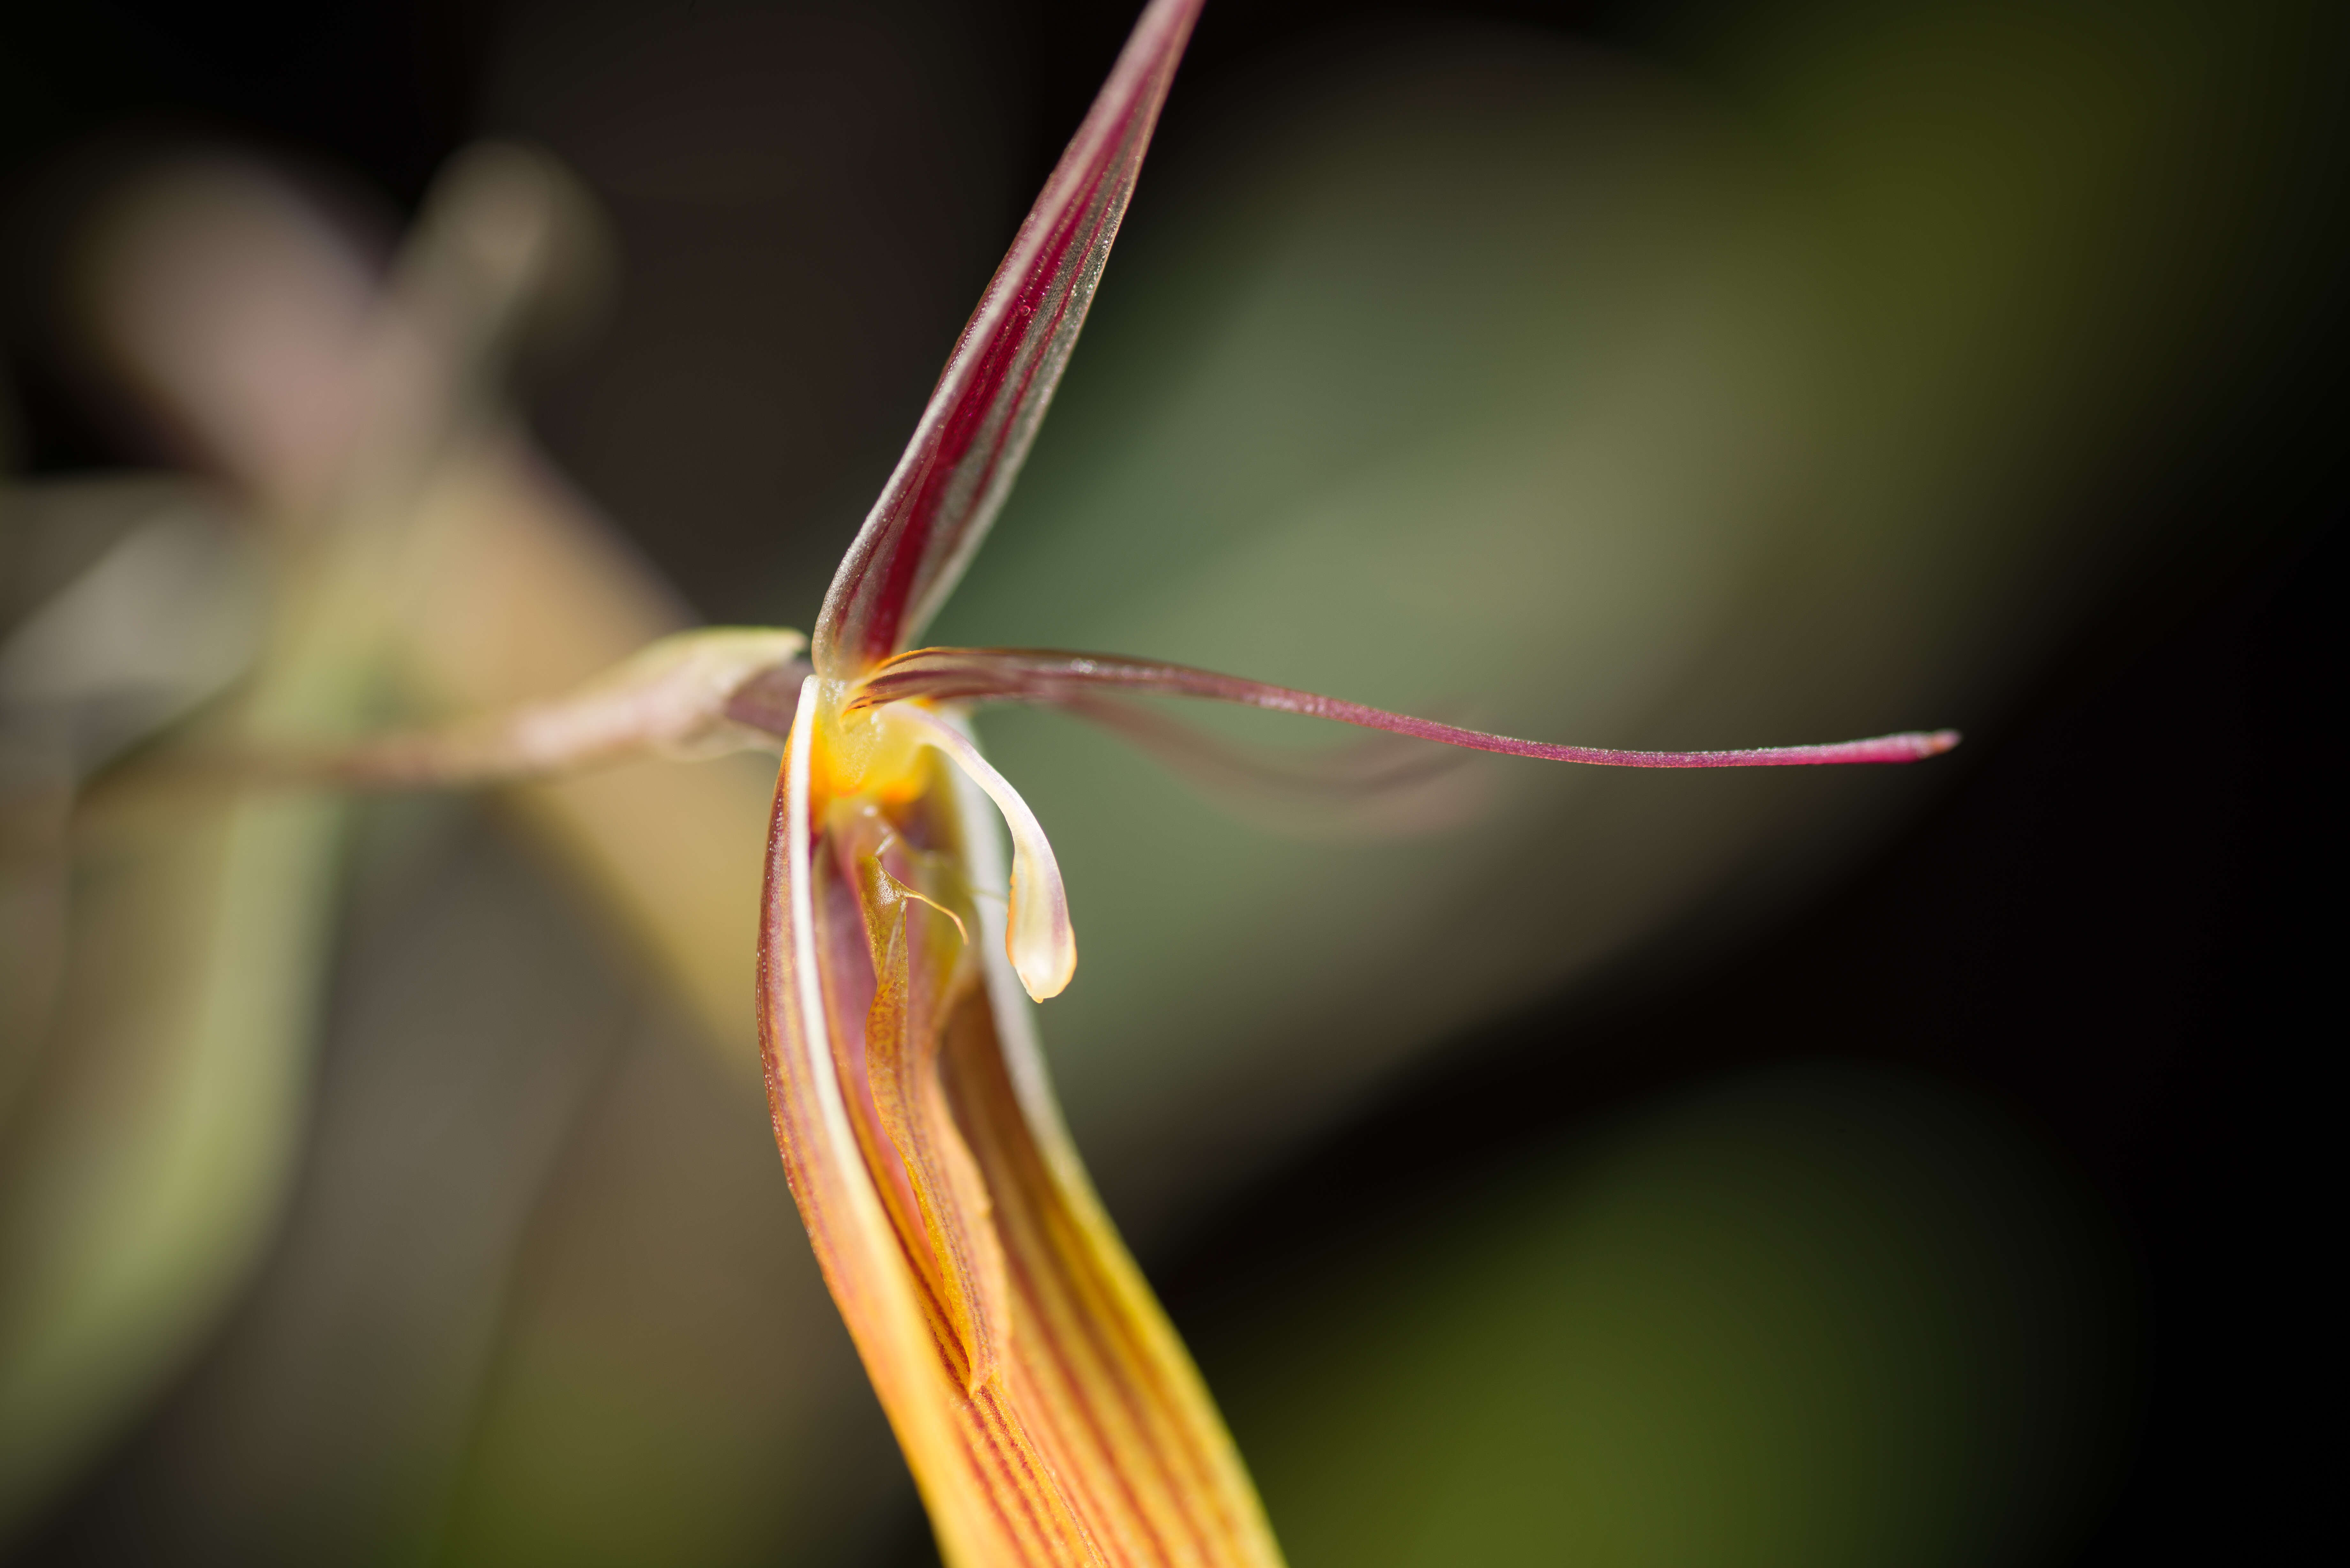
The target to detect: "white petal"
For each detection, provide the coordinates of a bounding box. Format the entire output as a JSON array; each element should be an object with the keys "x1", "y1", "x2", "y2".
[{"x1": 887, "y1": 705, "x2": 1075, "y2": 1002}]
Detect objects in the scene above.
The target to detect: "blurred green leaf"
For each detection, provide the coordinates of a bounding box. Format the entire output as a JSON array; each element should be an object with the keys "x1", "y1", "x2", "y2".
[{"x1": 1207, "y1": 1063, "x2": 2129, "y2": 1568}]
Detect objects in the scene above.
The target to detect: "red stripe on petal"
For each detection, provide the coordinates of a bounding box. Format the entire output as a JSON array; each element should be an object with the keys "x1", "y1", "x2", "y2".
[{"x1": 813, "y1": 0, "x2": 1206, "y2": 676}]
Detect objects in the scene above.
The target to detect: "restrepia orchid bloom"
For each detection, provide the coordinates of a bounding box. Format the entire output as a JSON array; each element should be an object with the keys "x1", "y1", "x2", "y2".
[{"x1": 270, "y1": 2, "x2": 1953, "y2": 1562}]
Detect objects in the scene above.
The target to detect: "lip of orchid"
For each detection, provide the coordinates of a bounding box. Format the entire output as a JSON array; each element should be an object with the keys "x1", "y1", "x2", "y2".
[{"x1": 851, "y1": 646, "x2": 1963, "y2": 768}]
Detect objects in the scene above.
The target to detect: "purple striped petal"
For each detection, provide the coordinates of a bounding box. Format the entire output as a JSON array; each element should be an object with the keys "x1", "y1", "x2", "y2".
[{"x1": 812, "y1": 0, "x2": 1206, "y2": 677}]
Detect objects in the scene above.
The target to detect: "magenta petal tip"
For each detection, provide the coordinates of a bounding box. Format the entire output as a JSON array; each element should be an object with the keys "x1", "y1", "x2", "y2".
[{"x1": 1889, "y1": 728, "x2": 1962, "y2": 760}]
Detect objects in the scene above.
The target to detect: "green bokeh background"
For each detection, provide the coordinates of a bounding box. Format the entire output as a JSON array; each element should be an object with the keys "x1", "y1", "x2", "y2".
[{"x1": 1201, "y1": 1064, "x2": 2127, "y2": 1568}]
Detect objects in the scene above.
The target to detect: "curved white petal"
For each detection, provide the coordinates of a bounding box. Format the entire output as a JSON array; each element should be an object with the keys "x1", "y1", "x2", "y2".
[{"x1": 887, "y1": 705, "x2": 1075, "y2": 1002}]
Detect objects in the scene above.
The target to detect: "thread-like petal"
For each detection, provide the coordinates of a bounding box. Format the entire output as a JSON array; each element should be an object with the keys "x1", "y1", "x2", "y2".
[{"x1": 855, "y1": 647, "x2": 1961, "y2": 767}]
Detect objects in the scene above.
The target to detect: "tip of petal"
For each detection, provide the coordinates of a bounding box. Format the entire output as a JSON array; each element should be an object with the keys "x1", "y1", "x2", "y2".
[
  {"x1": 1922, "y1": 729, "x2": 1963, "y2": 756},
  {"x1": 1011, "y1": 916, "x2": 1076, "y2": 1002}
]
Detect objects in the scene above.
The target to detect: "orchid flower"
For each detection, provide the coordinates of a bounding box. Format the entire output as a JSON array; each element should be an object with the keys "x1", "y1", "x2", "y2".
[{"x1": 278, "y1": 1, "x2": 1954, "y2": 1560}]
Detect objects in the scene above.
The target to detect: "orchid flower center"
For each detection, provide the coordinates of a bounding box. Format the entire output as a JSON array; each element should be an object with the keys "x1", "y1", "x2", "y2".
[
  {"x1": 815, "y1": 675, "x2": 1077, "y2": 1005},
  {"x1": 810, "y1": 678, "x2": 931, "y2": 803}
]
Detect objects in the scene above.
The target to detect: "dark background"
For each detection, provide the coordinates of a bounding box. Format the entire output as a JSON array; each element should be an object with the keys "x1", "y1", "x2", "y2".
[{"x1": 3, "y1": 2, "x2": 2339, "y2": 1563}]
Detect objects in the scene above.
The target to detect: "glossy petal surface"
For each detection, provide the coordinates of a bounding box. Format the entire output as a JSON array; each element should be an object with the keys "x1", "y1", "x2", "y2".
[
  {"x1": 813, "y1": 0, "x2": 1204, "y2": 676},
  {"x1": 759, "y1": 682, "x2": 1283, "y2": 1568}
]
